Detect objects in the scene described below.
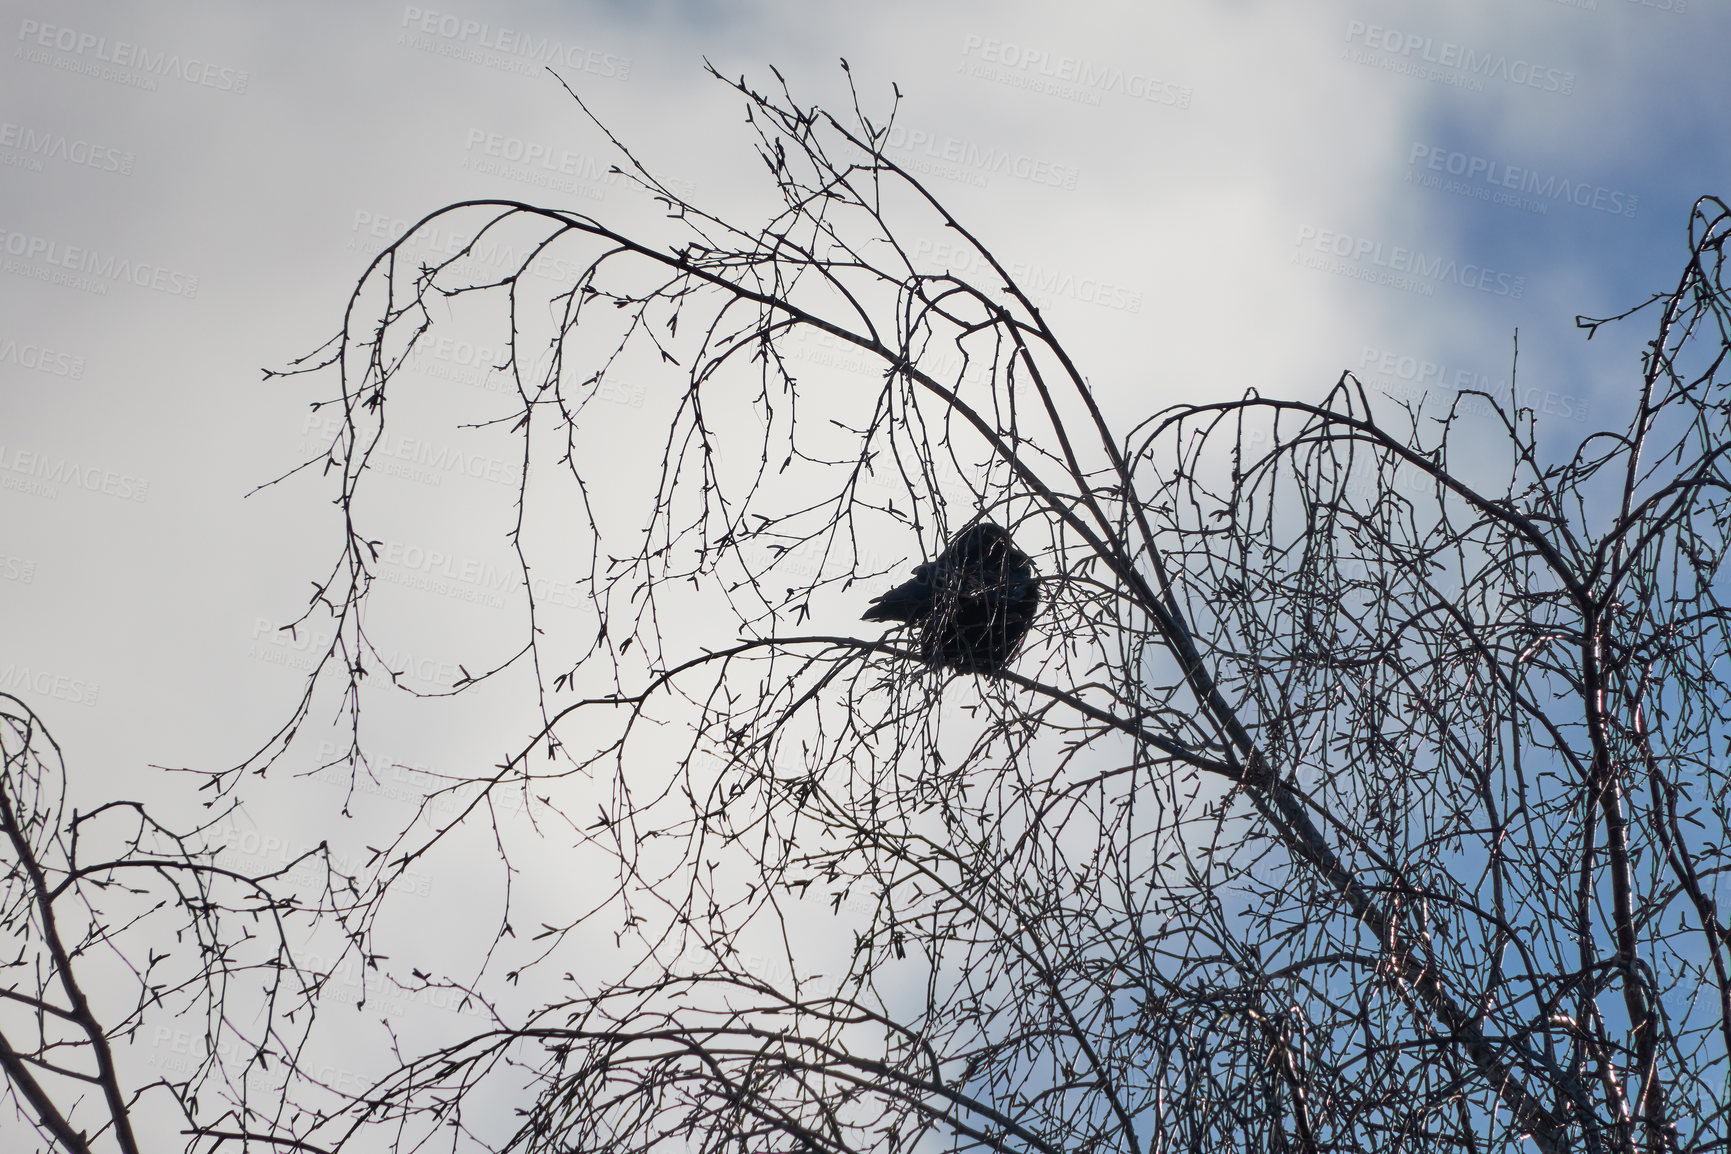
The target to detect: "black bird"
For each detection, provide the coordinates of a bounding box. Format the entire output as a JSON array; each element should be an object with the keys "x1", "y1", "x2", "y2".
[{"x1": 862, "y1": 521, "x2": 1040, "y2": 673}]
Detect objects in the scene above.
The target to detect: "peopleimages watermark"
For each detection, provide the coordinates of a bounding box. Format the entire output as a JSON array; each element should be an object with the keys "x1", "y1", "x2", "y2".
[
  {"x1": 308, "y1": 740, "x2": 519, "y2": 818},
  {"x1": 0, "y1": 227, "x2": 199, "y2": 298},
  {"x1": 376, "y1": 435, "x2": 519, "y2": 488},
  {"x1": 1358, "y1": 345, "x2": 1590, "y2": 423},
  {"x1": 0, "y1": 443, "x2": 150, "y2": 502},
  {"x1": 346, "y1": 208, "x2": 477, "y2": 257},
  {"x1": 347, "y1": 206, "x2": 610, "y2": 289},
  {"x1": 1293, "y1": 226, "x2": 1525, "y2": 300},
  {"x1": 247, "y1": 622, "x2": 512, "y2": 687},
  {"x1": 147, "y1": 1029, "x2": 372, "y2": 1085},
  {"x1": 1010, "y1": 260, "x2": 1143, "y2": 314},
  {"x1": 1342, "y1": 21, "x2": 1575, "y2": 96},
  {"x1": 15, "y1": 19, "x2": 249, "y2": 94},
  {"x1": 459, "y1": 128, "x2": 618, "y2": 201},
  {"x1": 299, "y1": 412, "x2": 520, "y2": 491},
  {"x1": 883, "y1": 125, "x2": 1080, "y2": 191},
  {"x1": 0, "y1": 661, "x2": 99, "y2": 708},
  {"x1": 0, "y1": 119, "x2": 134, "y2": 176},
  {"x1": 405, "y1": 334, "x2": 514, "y2": 394},
  {"x1": 0, "y1": 552, "x2": 37, "y2": 584},
  {"x1": 781, "y1": 325, "x2": 878, "y2": 379},
  {"x1": 1407, "y1": 144, "x2": 1637, "y2": 219},
  {"x1": 398, "y1": 7, "x2": 631, "y2": 81},
  {"x1": 0, "y1": 333, "x2": 84, "y2": 379},
  {"x1": 211, "y1": 817, "x2": 435, "y2": 900},
  {"x1": 957, "y1": 35, "x2": 1191, "y2": 110},
  {"x1": 374, "y1": 539, "x2": 514, "y2": 611},
  {"x1": 779, "y1": 323, "x2": 991, "y2": 391},
  {"x1": 905, "y1": 238, "x2": 1144, "y2": 314}
]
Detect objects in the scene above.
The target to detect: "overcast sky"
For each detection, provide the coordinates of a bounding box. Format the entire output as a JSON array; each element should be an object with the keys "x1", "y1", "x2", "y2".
[{"x1": 3, "y1": 0, "x2": 1727, "y2": 1142}]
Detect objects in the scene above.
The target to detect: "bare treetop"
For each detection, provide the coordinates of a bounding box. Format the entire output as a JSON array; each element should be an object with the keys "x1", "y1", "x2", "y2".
[
  {"x1": 250, "y1": 65, "x2": 1731, "y2": 1153},
  {"x1": 8, "y1": 65, "x2": 1727, "y2": 1154}
]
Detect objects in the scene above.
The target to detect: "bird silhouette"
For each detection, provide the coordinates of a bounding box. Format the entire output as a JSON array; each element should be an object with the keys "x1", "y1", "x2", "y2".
[{"x1": 862, "y1": 521, "x2": 1039, "y2": 673}]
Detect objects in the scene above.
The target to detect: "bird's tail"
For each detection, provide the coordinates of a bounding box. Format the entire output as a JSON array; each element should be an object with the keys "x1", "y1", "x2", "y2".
[{"x1": 861, "y1": 580, "x2": 929, "y2": 623}]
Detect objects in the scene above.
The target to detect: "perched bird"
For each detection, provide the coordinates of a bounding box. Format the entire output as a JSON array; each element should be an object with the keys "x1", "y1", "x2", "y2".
[{"x1": 862, "y1": 521, "x2": 1040, "y2": 673}]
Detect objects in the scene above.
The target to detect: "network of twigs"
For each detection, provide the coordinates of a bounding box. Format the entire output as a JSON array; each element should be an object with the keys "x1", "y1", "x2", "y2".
[{"x1": 5, "y1": 62, "x2": 1727, "y2": 1154}]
